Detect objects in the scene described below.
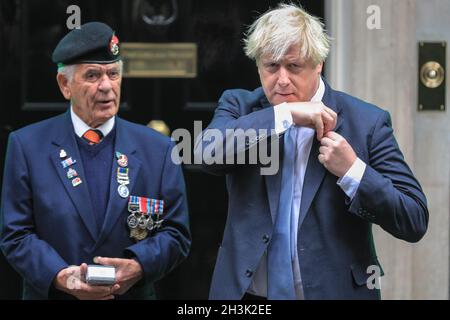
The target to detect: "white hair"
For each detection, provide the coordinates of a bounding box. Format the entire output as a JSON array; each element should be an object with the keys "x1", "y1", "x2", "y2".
[
  {"x1": 57, "y1": 64, "x2": 76, "y2": 82},
  {"x1": 244, "y1": 3, "x2": 331, "y2": 65},
  {"x1": 57, "y1": 60, "x2": 124, "y2": 82}
]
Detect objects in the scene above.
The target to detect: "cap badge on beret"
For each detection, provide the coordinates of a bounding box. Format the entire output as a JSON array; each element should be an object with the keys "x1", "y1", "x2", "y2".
[{"x1": 110, "y1": 34, "x2": 120, "y2": 56}]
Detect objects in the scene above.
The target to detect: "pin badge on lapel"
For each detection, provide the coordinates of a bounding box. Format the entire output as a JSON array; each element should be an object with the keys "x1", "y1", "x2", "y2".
[
  {"x1": 116, "y1": 151, "x2": 128, "y2": 168},
  {"x1": 59, "y1": 150, "x2": 82, "y2": 187},
  {"x1": 67, "y1": 167, "x2": 78, "y2": 179},
  {"x1": 61, "y1": 157, "x2": 76, "y2": 168},
  {"x1": 59, "y1": 149, "x2": 67, "y2": 159},
  {"x1": 72, "y1": 177, "x2": 82, "y2": 187}
]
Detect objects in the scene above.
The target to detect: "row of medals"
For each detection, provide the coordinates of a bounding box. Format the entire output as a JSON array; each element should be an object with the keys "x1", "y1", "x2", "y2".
[{"x1": 127, "y1": 208, "x2": 163, "y2": 241}]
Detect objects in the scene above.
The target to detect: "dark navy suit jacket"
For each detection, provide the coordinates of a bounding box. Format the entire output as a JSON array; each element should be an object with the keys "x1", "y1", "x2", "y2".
[
  {"x1": 0, "y1": 111, "x2": 191, "y2": 299},
  {"x1": 196, "y1": 80, "x2": 428, "y2": 300}
]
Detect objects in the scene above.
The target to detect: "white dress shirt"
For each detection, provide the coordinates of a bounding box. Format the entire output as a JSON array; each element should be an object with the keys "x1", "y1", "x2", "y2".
[
  {"x1": 247, "y1": 78, "x2": 366, "y2": 298},
  {"x1": 70, "y1": 106, "x2": 115, "y2": 139}
]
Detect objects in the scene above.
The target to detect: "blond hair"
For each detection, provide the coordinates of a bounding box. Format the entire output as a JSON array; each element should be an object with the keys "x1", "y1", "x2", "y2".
[{"x1": 244, "y1": 3, "x2": 331, "y2": 65}]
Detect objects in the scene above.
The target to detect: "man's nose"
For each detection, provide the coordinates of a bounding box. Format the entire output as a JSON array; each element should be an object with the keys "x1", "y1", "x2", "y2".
[
  {"x1": 277, "y1": 67, "x2": 290, "y2": 87},
  {"x1": 98, "y1": 74, "x2": 112, "y2": 92}
]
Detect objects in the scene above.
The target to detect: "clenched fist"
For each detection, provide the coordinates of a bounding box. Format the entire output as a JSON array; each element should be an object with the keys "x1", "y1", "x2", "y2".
[{"x1": 318, "y1": 131, "x2": 357, "y2": 177}]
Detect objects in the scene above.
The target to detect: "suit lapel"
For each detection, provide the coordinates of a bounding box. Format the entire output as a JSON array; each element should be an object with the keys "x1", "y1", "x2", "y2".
[
  {"x1": 50, "y1": 112, "x2": 98, "y2": 240},
  {"x1": 94, "y1": 118, "x2": 141, "y2": 249},
  {"x1": 298, "y1": 79, "x2": 343, "y2": 230},
  {"x1": 264, "y1": 137, "x2": 283, "y2": 224},
  {"x1": 259, "y1": 94, "x2": 281, "y2": 224}
]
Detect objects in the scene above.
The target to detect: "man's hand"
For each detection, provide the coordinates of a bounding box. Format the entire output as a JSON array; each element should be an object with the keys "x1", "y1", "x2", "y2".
[
  {"x1": 318, "y1": 131, "x2": 357, "y2": 177},
  {"x1": 53, "y1": 263, "x2": 120, "y2": 300},
  {"x1": 93, "y1": 256, "x2": 144, "y2": 296},
  {"x1": 288, "y1": 101, "x2": 337, "y2": 140}
]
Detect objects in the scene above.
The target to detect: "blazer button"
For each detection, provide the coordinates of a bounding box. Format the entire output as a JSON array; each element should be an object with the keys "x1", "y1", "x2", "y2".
[
  {"x1": 245, "y1": 269, "x2": 254, "y2": 277},
  {"x1": 262, "y1": 235, "x2": 270, "y2": 243}
]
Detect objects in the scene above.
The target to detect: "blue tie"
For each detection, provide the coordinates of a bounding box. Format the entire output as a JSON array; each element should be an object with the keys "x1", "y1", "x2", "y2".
[{"x1": 267, "y1": 127, "x2": 297, "y2": 300}]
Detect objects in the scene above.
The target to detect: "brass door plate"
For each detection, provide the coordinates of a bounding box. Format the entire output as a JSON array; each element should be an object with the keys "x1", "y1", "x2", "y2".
[
  {"x1": 121, "y1": 43, "x2": 197, "y2": 78},
  {"x1": 418, "y1": 42, "x2": 446, "y2": 111}
]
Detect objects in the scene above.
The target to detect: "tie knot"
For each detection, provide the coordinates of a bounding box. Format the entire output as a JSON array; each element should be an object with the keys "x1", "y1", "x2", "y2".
[{"x1": 83, "y1": 129, "x2": 103, "y2": 145}]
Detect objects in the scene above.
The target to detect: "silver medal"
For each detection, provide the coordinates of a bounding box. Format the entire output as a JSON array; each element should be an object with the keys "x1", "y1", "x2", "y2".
[
  {"x1": 146, "y1": 216, "x2": 155, "y2": 231},
  {"x1": 137, "y1": 215, "x2": 148, "y2": 229},
  {"x1": 127, "y1": 213, "x2": 138, "y2": 229},
  {"x1": 117, "y1": 184, "x2": 129, "y2": 198}
]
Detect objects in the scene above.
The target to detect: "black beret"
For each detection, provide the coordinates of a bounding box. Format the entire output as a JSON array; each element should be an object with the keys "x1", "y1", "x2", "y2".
[{"x1": 52, "y1": 22, "x2": 121, "y2": 66}]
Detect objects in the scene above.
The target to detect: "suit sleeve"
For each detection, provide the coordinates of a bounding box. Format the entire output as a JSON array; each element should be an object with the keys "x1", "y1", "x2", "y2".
[
  {"x1": 0, "y1": 133, "x2": 68, "y2": 297},
  {"x1": 193, "y1": 90, "x2": 279, "y2": 175},
  {"x1": 348, "y1": 111, "x2": 429, "y2": 242},
  {"x1": 125, "y1": 141, "x2": 191, "y2": 283}
]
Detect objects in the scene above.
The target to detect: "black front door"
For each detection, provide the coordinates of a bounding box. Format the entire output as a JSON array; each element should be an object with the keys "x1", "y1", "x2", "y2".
[{"x1": 0, "y1": 0, "x2": 324, "y2": 299}]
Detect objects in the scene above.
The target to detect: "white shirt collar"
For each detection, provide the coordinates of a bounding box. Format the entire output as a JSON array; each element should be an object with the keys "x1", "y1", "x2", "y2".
[
  {"x1": 310, "y1": 77, "x2": 325, "y2": 102},
  {"x1": 70, "y1": 106, "x2": 115, "y2": 138}
]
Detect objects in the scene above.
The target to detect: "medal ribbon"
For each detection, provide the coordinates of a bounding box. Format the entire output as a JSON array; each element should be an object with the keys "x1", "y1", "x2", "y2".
[{"x1": 128, "y1": 196, "x2": 164, "y2": 215}]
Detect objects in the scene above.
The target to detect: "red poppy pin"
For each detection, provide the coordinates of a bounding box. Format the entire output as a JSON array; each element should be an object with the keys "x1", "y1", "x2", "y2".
[{"x1": 109, "y1": 34, "x2": 120, "y2": 56}]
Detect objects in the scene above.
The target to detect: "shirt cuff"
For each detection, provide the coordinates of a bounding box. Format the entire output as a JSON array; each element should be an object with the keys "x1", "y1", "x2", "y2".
[
  {"x1": 273, "y1": 102, "x2": 293, "y2": 135},
  {"x1": 337, "y1": 157, "x2": 366, "y2": 200}
]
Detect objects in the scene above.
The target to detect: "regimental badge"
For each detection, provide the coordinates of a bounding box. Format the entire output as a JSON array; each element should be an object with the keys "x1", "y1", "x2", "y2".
[{"x1": 109, "y1": 34, "x2": 120, "y2": 56}]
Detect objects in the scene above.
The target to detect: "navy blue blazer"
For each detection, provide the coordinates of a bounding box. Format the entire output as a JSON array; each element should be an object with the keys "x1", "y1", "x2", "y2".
[
  {"x1": 0, "y1": 111, "x2": 191, "y2": 299},
  {"x1": 196, "y1": 80, "x2": 428, "y2": 300}
]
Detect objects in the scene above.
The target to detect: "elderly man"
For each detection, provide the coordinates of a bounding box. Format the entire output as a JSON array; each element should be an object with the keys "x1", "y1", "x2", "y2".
[
  {"x1": 195, "y1": 4, "x2": 428, "y2": 300},
  {"x1": 0, "y1": 22, "x2": 190, "y2": 299}
]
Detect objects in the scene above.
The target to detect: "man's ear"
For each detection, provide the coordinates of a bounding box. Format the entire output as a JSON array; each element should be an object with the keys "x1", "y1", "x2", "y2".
[
  {"x1": 316, "y1": 62, "x2": 323, "y2": 74},
  {"x1": 56, "y1": 73, "x2": 71, "y2": 100}
]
